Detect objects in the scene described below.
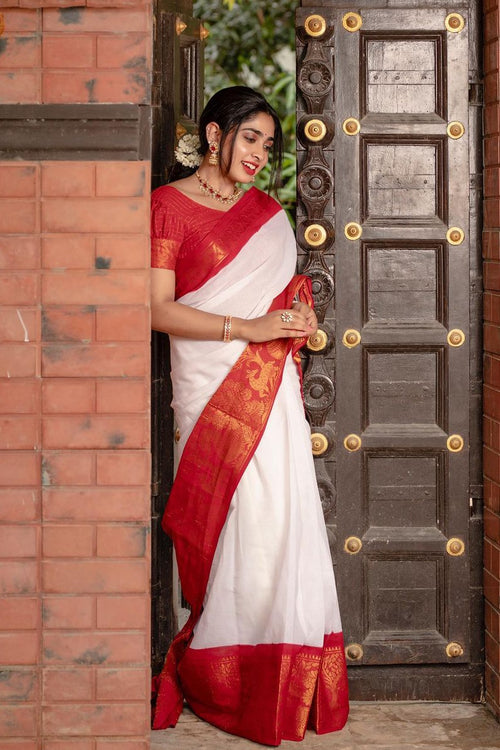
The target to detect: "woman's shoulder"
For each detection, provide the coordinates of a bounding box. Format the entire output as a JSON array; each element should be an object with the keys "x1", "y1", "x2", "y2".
[
  {"x1": 248, "y1": 187, "x2": 284, "y2": 216},
  {"x1": 151, "y1": 181, "x2": 188, "y2": 207}
]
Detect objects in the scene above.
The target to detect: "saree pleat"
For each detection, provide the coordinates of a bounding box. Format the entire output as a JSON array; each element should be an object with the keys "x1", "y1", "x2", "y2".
[{"x1": 151, "y1": 187, "x2": 349, "y2": 744}]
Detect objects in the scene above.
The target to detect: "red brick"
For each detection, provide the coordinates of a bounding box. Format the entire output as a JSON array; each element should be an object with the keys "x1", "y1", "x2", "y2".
[
  {"x1": 42, "y1": 270, "x2": 147, "y2": 305},
  {"x1": 42, "y1": 306, "x2": 95, "y2": 343},
  {"x1": 96, "y1": 451, "x2": 149, "y2": 485},
  {"x1": 43, "y1": 488, "x2": 147, "y2": 522},
  {"x1": 43, "y1": 34, "x2": 96, "y2": 69},
  {"x1": 485, "y1": 198, "x2": 500, "y2": 229},
  {"x1": 485, "y1": 71, "x2": 499, "y2": 106},
  {"x1": 0, "y1": 740, "x2": 38, "y2": 750},
  {"x1": 0, "y1": 272, "x2": 37, "y2": 305},
  {"x1": 96, "y1": 525, "x2": 147, "y2": 558},
  {"x1": 43, "y1": 414, "x2": 148, "y2": 449},
  {"x1": 0, "y1": 308, "x2": 37, "y2": 342},
  {"x1": 42, "y1": 69, "x2": 147, "y2": 104},
  {"x1": 42, "y1": 235, "x2": 95, "y2": 269},
  {"x1": 0, "y1": 381, "x2": 39, "y2": 414},
  {"x1": 0, "y1": 164, "x2": 37, "y2": 197},
  {"x1": 0, "y1": 489, "x2": 40, "y2": 522},
  {"x1": 42, "y1": 344, "x2": 148, "y2": 378},
  {"x1": 43, "y1": 197, "x2": 147, "y2": 233},
  {"x1": 43, "y1": 741, "x2": 94, "y2": 750},
  {"x1": 0, "y1": 525, "x2": 37, "y2": 557},
  {"x1": 3, "y1": 9, "x2": 40, "y2": 32},
  {"x1": 96, "y1": 33, "x2": 149, "y2": 69},
  {"x1": 42, "y1": 163, "x2": 95, "y2": 197},
  {"x1": 95, "y1": 162, "x2": 147, "y2": 197},
  {"x1": 43, "y1": 701, "x2": 148, "y2": 736},
  {"x1": 95, "y1": 234, "x2": 148, "y2": 269},
  {"x1": 485, "y1": 323, "x2": 500, "y2": 354},
  {"x1": 0, "y1": 598, "x2": 38, "y2": 630},
  {"x1": 0, "y1": 199, "x2": 37, "y2": 232},
  {"x1": 0, "y1": 416, "x2": 39, "y2": 449},
  {"x1": 485, "y1": 135, "x2": 500, "y2": 169},
  {"x1": 0, "y1": 704, "x2": 36, "y2": 736},
  {"x1": 43, "y1": 559, "x2": 148, "y2": 594},
  {"x1": 42, "y1": 451, "x2": 94, "y2": 486},
  {"x1": 0, "y1": 668, "x2": 37, "y2": 702},
  {"x1": 43, "y1": 668, "x2": 93, "y2": 702},
  {"x1": 485, "y1": 385, "x2": 500, "y2": 422},
  {"x1": 96, "y1": 595, "x2": 147, "y2": 630},
  {"x1": 0, "y1": 450, "x2": 39, "y2": 486},
  {"x1": 485, "y1": 507, "x2": 500, "y2": 544},
  {"x1": 42, "y1": 596, "x2": 94, "y2": 630},
  {"x1": 95, "y1": 741, "x2": 147, "y2": 750},
  {"x1": 485, "y1": 103, "x2": 500, "y2": 138},
  {"x1": 0, "y1": 33, "x2": 40, "y2": 68},
  {"x1": 0, "y1": 561, "x2": 37, "y2": 594},
  {"x1": 96, "y1": 667, "x2": 147, "y2": 700},
  {"x1": 485, "y1": 568, "x2": 500, "y2": 609},
  {"x1": 96, "y1": 380, "x2": 147, "y2": 414},
  {"x1": 43, "y1": 8, "x2": 149, "y2": 33},
  {"x1": 0, "y1": 68, "x2": 40, "y2": 102},
  {"x1": 43, "y1": 632, "x2": 147, "y2": 666},
  {"x1": 43, "y1": 525, "x2": 95, "y2": 558},
  {"x1": 96, "y1": 306, "x2": 149, "y2": 342},
  {"x1": 0, "y1": 235, "x2": 40, "y2": 269},
  {"x1": 0, "y1": 632, "x2": 38, "y2": 665},
  {"x1": 42, "y1": 379, "x2": 95, "y2": 413}
]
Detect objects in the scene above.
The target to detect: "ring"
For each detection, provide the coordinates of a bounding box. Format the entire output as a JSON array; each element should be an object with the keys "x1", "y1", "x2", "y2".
[{"x1": 281, "y1": 311, "x2": 293, "y2": 323}]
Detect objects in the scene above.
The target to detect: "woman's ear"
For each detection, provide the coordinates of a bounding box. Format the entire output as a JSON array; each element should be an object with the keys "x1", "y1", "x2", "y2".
[{"x1": 205, "y1": 121, "x2": 221, "y2": 144}]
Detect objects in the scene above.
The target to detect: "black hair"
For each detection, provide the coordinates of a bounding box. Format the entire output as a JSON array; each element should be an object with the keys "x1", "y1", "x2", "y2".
[{"x1": 199, "y1": 86, "x2": 284, "y2": 194}]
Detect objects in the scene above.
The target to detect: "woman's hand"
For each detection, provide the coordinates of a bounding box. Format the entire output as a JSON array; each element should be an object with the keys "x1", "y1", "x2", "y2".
[{"x1": 233, "y1": 307, "x2": 316, "y2": 343}]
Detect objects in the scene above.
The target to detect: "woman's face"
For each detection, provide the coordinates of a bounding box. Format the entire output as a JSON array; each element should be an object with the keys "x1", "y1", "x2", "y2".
[{"x1": 224, "y1": 112, "x2": 275, "y2": 184}]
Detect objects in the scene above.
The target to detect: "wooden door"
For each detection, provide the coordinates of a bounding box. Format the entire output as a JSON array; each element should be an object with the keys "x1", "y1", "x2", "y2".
[
  {"x1": 151, "y1": 0, "x2": 204, "y2": 674},
  {"x1": 296, "y1": 1, "x2": 483, "y2": 699}
]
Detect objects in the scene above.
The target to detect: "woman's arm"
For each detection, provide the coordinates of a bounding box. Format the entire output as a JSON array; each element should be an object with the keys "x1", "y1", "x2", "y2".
[{"x1": 151, "y1": 268, "x2": 316, "y2": 343}]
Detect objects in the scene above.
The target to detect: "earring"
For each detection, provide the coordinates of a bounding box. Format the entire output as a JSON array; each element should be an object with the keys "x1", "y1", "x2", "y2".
[{"x1": 208, "y1": 140, "x2": 219, "y2": 166}]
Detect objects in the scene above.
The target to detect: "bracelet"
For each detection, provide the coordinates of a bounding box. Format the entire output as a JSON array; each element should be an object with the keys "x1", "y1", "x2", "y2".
[{"x1": 223, "y1": 315, "x2": 232, "y2": 342}]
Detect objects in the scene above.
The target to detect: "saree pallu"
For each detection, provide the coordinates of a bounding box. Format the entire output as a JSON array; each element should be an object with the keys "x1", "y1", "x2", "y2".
[{"x1": 152, "y1": 188, "x2": 349, "y2": 745}]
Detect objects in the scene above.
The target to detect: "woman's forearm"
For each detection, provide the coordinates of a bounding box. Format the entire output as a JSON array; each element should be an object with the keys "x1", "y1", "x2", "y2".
[{"x1": 151, "y1": 300, "x2": 247, "y2": 341}]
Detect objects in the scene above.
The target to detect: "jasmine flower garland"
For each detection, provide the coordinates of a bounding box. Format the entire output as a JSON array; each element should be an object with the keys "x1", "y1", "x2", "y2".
[{"x1": 175, "y1": 134, "x2": 202, "y2": 168}]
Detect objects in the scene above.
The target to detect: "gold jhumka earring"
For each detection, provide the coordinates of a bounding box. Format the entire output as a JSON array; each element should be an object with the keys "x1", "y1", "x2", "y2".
[{"x1": 208, "y1": 140, "x2": 219, "y2": 166}]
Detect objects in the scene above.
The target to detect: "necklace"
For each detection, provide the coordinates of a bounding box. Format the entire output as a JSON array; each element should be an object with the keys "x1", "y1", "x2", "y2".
[{"x1": 195, "y1": 171, "x2": 242, "y2": 205}]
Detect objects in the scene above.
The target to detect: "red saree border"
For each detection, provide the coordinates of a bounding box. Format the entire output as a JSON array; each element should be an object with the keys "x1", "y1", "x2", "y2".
[
  {"x1": 152, "y1": 274, "x2": 313, "y2": 731},
  {"x1": 179, "y1": 632, "x2": 349, "y2": 746}
]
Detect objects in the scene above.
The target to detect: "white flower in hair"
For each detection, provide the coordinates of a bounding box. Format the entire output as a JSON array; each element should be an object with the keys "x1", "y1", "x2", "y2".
[{"x1": 175, "y1": 133, "x2": 202, "y2": 167}]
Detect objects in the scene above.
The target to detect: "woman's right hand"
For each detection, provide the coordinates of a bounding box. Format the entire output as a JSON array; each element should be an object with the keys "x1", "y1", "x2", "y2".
[{"x1": 233, "y1": 309, "x2": 315, "y2": 343}]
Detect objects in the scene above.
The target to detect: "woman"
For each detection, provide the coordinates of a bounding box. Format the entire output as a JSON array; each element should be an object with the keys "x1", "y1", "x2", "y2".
[{"x1": 151, "y1": 86, "x2": 349, "y2": 746}]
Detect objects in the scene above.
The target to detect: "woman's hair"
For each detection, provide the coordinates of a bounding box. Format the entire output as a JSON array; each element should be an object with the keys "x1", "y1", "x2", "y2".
[{"x1": 199, "y1": 86, "x2": 284, "y2": 194}]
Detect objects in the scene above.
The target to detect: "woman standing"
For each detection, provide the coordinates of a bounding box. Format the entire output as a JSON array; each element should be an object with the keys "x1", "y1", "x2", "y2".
[{"x1": 151, "y1": 86, "x2": 348, "y2": 745}]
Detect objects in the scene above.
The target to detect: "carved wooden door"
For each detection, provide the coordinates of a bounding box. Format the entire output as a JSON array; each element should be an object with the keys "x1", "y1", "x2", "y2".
[
  {"x1": 297, "y1": 1, "x2": 483, "y2": 699},
  {"x1": 151, "y1": 0, "x2": 204, "y2": 674}
]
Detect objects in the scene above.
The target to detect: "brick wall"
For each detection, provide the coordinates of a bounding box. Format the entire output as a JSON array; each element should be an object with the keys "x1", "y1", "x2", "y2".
[
  {"x1": 0, "y1": 4, "x2": 152, "y2": 748},
  {"x1": 484, "y1": 0, "x2": 500, "y2": 722}
]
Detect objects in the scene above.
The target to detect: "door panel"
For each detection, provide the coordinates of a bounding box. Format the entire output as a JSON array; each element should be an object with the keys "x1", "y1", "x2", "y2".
[{"x1": 297, "y1": 0, "x2": 483, "y2": 698}]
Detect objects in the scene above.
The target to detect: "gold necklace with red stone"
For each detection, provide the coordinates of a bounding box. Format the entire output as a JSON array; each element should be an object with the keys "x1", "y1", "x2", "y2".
[{"x1": 195, "y1": 170, "x2": 242, "y2": 205}]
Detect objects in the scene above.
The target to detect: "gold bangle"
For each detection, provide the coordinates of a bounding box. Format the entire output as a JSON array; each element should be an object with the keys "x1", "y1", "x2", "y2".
[{"x1": 223, "y1": 315, "x2": 232, "y2": 342}]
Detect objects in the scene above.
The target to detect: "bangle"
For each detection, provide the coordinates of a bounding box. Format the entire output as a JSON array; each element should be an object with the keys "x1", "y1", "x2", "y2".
[{"x1": 223, "y1": 315, "x2": 232, "y2": 342}]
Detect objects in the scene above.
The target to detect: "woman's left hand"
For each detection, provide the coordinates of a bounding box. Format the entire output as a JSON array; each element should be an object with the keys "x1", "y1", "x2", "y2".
[{"x1": 292, "y1": 301, "x2": 317, "y2": 335}]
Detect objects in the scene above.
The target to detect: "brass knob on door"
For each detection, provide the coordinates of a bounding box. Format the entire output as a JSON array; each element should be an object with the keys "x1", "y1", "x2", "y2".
[
  {"x1": 446, "y1": 538, "x2": 465, "y2": 556},
  {"x1": 446, "y1": 641, "x2": 464, "y2": 657},
  {"x1": 199, "y1": 23, "x2": 210, "y2": 40},
  {"x1": 344, "y1": 434, "x2": 361, "y2": 452},
  {"x1": 304, "y1": 119, "x2": 327, "y2": 142},
  {"x1": 304, "y1": 223, "x2": 327, "y2": 247},
  {"x1": 345, "y1": 643, "x2": 363, "y2": 660},
  {"x1": 343, "y1": 118, "x2": 360, "y2": 135},
  {"x1": 342, "y1": 12, "x2": 362, "y2": 31},
  {"x1": 447, "y1": 329, "x2": 465, "y2": 347},
  {"x1": 342, "y1": 329, "x2": 361, "y2": 348},
  {"x1": 447, "y1": 121, "x2": 465, "y2": 139},
  {"x1": 447, "y1": 434, "x2": 464, "y2": 452},
  {"x1": 311, "y1": 432, "x2": 329, "y2": 456},
  {"x1": 344, "y1": 222, "x2": 362, "y2": 240},
  {"x1": 446, "y1": 227, "x2": 465, "y2": 245},
  {"x1": 176, "y1": 18, "x2": 187, "y2": 35},
  {"x1": 307, "y1": 329, "x2": 328, "y2": 352},
  {"x1": 304, "y1": 14, "x2": 327, "y2": 37},
  {"x1": 445, "y1": 13, "x2": 465, "y2": 32},
  {"x1": 344, "y1": 536, "x2": 362, "y2": 554}
]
